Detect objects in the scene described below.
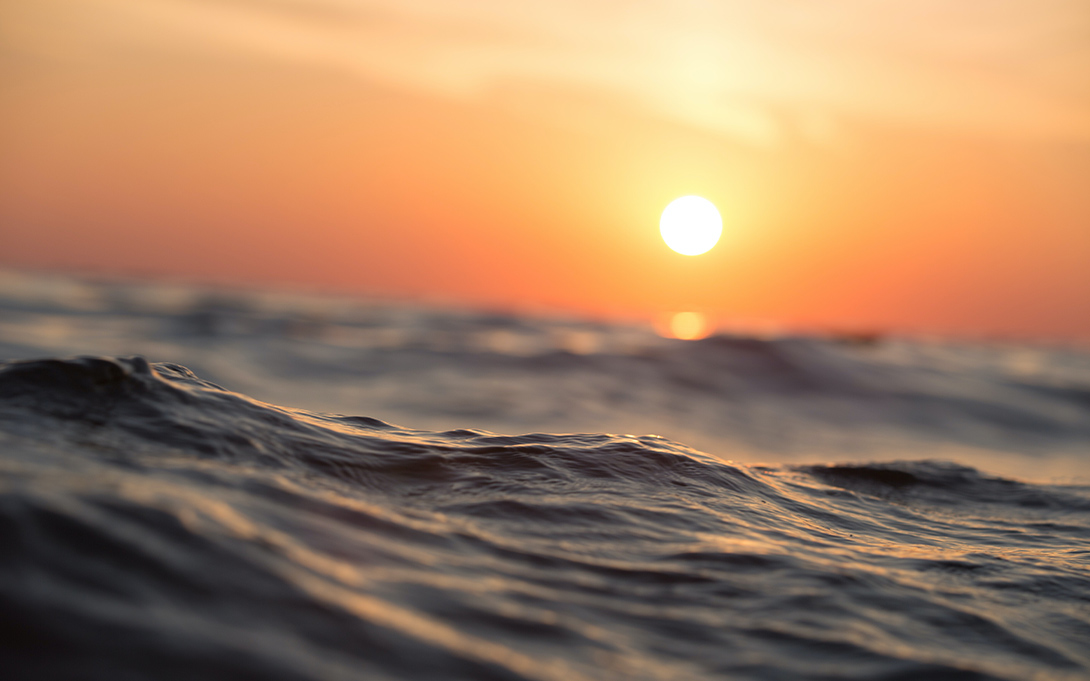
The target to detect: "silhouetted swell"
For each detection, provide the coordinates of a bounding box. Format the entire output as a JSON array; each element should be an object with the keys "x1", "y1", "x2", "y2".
[{"x1": 1, "y1": 356, "x2": 1088, "y2": 680}]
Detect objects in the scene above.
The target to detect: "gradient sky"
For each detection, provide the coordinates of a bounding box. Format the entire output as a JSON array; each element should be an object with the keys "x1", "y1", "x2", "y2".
[{"x1": 2, "y1": 0, "x2": 1089, "y2": 339}]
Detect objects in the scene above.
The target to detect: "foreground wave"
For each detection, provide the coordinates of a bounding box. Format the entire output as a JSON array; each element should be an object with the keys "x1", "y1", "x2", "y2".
[{"x1": 2, "y1": 357, "x2": 1088, "y2": 680}]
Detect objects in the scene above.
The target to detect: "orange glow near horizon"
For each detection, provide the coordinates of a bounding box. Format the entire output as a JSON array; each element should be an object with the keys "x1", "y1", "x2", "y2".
[{"x1": 1, "y1": 0, "x2": 1088, "y2": 340}]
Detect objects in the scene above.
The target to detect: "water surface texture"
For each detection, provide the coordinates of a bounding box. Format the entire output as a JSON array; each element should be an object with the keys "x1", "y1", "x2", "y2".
[
  {"x1": 2, "y1": 272, "x2": 1089, "y2": 480},
  {"x1": 1, "y1": 273, "x2": 1089, "y2": 679}
]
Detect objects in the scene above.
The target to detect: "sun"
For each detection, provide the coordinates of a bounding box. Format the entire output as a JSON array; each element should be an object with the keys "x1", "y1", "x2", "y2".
[{"x1": 659, "y1": 196, "x2": 722, "y2": 256}]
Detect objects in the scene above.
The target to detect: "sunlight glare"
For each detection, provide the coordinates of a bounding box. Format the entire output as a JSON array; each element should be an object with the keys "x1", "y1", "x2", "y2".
[
  {"x1": 669, "y1": 312, "x2": 710, "y2": 340},
  {"x1": 660, "y1": 196, "x2": 722, "y2": 256}
]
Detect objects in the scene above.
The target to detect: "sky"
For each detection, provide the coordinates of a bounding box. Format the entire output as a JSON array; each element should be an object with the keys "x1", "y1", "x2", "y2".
[{"x1": 2, "y1": 0, "x2": 1089, "y2": 339}]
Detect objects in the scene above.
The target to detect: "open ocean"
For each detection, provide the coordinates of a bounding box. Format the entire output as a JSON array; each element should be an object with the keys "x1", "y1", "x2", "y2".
[{"x1": 2, "y1": 270, "x2": 1089, "y2": 680}]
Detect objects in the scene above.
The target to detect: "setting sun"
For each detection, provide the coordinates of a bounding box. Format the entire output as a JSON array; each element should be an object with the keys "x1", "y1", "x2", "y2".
[{"x1": 659, "y1": 196, "x2": 723, "y2": 256}]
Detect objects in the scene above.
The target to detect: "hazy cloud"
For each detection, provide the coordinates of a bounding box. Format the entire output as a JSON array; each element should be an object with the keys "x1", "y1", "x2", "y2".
[{"x1": 6, "y1": 0, "x2": 1089, "y2": 145}]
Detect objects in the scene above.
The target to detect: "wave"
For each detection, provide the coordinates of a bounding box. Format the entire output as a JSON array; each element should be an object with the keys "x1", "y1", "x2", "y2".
[
  {"x1": 3, "y1": 274, "x2": 1089, "y2": 483},
  {"x1": 2, "y1": 356, "x2": 1088, "y2": 680}
]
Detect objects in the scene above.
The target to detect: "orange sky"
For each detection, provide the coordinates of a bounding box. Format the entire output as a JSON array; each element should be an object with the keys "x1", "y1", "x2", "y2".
[{"x1": 2, "y1": 0, "x2": 1089, "y2": 339}]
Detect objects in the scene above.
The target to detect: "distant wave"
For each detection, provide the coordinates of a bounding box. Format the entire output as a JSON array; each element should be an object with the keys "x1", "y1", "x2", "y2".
[
  {"x1": 2, "y1": 274, "x2": 1089, "y2": 482},
  {"x1": 2, "y1": 356, "x2": 1088, "y2": 680}
]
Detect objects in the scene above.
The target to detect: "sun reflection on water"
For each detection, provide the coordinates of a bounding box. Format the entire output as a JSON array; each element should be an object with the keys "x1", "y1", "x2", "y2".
[{"x1": 662, "y1": 311, "x2": 711, "y2": 341}]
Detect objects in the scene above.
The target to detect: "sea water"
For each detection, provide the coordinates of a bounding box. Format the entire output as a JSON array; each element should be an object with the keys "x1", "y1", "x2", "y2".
[{"x1": 1, "y1": 271, "x2": 1088, "y2": 679}]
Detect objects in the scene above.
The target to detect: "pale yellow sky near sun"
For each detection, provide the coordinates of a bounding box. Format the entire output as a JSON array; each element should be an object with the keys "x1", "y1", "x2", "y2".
[{"x1": 6, "y1": 0, "x2": 1090, "y2": 146}]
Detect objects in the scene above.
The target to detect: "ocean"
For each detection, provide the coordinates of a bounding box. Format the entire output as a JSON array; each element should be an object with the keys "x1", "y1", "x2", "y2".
[{"x1": 1, "y1": 270, "x2": 1088, "y2": 680}]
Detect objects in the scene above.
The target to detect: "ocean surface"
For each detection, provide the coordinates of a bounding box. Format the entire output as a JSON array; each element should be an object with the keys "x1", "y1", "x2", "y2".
[{"x1": 2, "y1": 271, "x2": 1089, "y2": 680}]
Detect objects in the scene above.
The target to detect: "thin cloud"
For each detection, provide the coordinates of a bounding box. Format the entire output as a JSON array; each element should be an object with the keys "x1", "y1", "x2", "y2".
[{"x1": 7, "y1": 0, "x2": 1089, "y2": 144}]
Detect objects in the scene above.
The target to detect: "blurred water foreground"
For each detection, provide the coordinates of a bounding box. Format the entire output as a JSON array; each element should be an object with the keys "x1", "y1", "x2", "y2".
[{"x1": 1, "y1": 269, "x2": 1088, "y2": 482}]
